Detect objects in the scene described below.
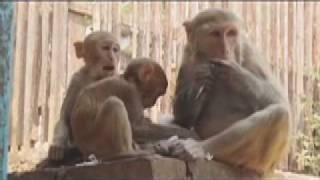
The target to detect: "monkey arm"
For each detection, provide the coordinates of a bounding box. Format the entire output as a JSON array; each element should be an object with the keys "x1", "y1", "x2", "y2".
[
  {"x1": 119, "y1": 83, "x2": 199, "y2": 143},
  {"x1": 51, "y1": 75, "x2": 83, "y2": 147},
  {"x1": 132, "y1": 123, "x2": 200, "y2": 144},
  {"x1": 224, "y1": 60, "x2": 285, "y2": 109},
  {"x1": 173, "y1": 63, "x2": 208, "y2": 129}
]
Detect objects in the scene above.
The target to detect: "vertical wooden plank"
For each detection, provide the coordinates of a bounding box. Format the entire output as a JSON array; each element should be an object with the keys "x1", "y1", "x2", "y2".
[
  {"x1": 263, "y1": 2, "x2": 271, "y2": 65},
  {"x1": 313, "y1": 3, "x2": 320, "y2": 70},
  {"x1": 92, "y1": 2, "x2": 100, "y2": 31},
  {"x1": 30, "y1": 3, "x2": 42, "y2": 146},
  {"x1": 131, "y1": 2, "x2": 138, "y2": 58},
  {"x1": 100, "y1": 2, "x2": 109, "y2": 31},
  {"x1": 112, "y1": 2, "x2": 121, "y2": 40},
  {"x1": 280, "y1": 2, "x2": 289, "y2": 103},
  {"x1": 107, "y1": 2, "x2": 113, "y2": 32},
  {"x1": 287, "y1": 2, "x2": 296, "y2": 107},
  {"x1": 161, "y1": 2, "x2": 173, "y2": 116},
  {"x1": 271, "y1": 2, "x2": 281, "y2": 80},
  {"x1": 10, "y1": 2, "x2": 28, "y2": 151},
  {"x1": 211, "y1": 1, "x2": 223, "y2": 9},
  {"x1": 304, "y1": 2, "x2": 314, "y2": 97},
  {"x1": 136, "y1": 3, "x2": 144, "y2": 57},
  {"x1": 67, "y1": 12, "x2": 86, "y2": 86},
  {"x1": 255, "y1": 2, "x2": 262, "y2": 50},
  {"x1": 287, "y1": 1, "x2": 298, "y2": 170},
  {"x1": 244, "y1": 2, "x2": 257, "y2": 43},
  {"x1": 150, "y1": 2, "x2": 163, "y2": 122},
  {"x1": 0, "y1": 2, "x2": 14, "y2": 179},
  {"x1": 199, "y1": 1, "x2": 210, "y2": 10},
  {"x1": 227, "y1": 2, "x2": 243, "y2": 17},
  {"x1": 100, "y1": 2, "x2": 113, "y2": 32},
  {"x1": 38, "y1": 2, "x2": 52, "y2": 143},
  {"x1": 296, "y1": 1, "x2": 305, "y2": 133},
  {"x1": 144, "y1": 2, "x2": 151, "y2": 57},
  {"x1": 189, "y1": 2, "x2": 199, "y2": 18},
  {"x1": 300, "y1": 2, "x2": 315, "y2": 164},
  {"x1": 22, "y1": 2, "x2": 41, "y2": 148},
  {"x1": 48, "y1": 2, "x2": 68, "y2": 144}
]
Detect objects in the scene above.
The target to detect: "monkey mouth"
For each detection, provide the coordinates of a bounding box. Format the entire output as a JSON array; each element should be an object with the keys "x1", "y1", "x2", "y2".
[{"x1": 102, "y1": 65, "x2": 115, "y2": 71}]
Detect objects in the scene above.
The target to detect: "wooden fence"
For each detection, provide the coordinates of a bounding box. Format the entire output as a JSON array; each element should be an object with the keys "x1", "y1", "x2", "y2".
[{"x1": 9, "y1": 2, "x2": 320, "y2": 170}]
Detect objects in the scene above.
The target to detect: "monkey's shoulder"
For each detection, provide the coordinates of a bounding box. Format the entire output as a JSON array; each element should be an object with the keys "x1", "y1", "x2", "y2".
[{"x1": 82, "y1": 76, "x2": 138, "y2": 99}]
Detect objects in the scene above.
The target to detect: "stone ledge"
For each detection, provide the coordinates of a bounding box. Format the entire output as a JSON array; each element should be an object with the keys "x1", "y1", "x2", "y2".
[
  {"x1": 9, "y1": 156, "x2": 319, "y2": 180},
  {"x1": 9, "y1": 156, "x2": 186, "y2": 180},
  {"x1": 187, "y1": 160, "x2": 260, "y2": 180}
]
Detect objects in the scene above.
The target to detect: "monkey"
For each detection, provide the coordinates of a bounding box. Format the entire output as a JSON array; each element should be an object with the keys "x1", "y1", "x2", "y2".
[
  {"x1": 168, "y1": 9, "x2": 291, "y2": 176},
  {"x1": 70, "y1": 58, "x2": 198, "y2": 160},
  {"x1": 36, "y1": 31, "x2": 121, "y2": 168}
]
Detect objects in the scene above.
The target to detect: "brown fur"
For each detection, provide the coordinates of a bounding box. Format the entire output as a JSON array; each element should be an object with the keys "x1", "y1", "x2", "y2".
[
  {"x1": 37, "y1": 31, "x2": 121, "y2": 168},
  {"x1": 70, "y1": 58, "x2": 162, "y2": 159},
  {"x1": 70, "y1": 58, "x2": 199, "y2": 160},
  {"x1": 173, "y1": 8, "x2": 291, "y2": 175}
]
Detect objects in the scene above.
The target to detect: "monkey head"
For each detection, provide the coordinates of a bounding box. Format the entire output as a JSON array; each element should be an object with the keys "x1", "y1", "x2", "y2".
[
  {"x1": 184, "y1": 9, "x2": 244, "y2": 62},
  {"x1": 74, "y1": 31, "x2": 120, "y2": 80},
  {"x1": 124, "y1": 58, "x2": 168, "y2": 108}
]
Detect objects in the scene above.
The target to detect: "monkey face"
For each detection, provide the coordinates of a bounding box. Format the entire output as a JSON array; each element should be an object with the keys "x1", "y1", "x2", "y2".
[
  {"x1": 88, "y1": 39, "x2": 120, "y2": 80},
  {"x1": 138, "y1": 67, "x2": 167, "y2": 108},
  {"x1": 140, "y1": 83, "x2": 166, "y2": 108},
  {"x1": 74, "y1": 31, "x2": 120, "y2": 80},
  {"x1": 194, "y1": 22, "x2": 239, "y2": 61},
  {"x1": 184, "y1": 9, "x2": 241, "y2": 62},
  {"x1": 124, "y1": 58, "x2": 168, "y2": 108}
]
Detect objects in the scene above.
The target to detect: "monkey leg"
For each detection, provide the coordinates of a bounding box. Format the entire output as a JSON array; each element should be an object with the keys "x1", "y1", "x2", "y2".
[
  {"x1": 90, "y1": 96, "x2": 134, "y2": 159},
  {"x1": 202, "y1": 104, "x2": 290, "y2": 174},
  {"x1": 83, "y1": 96, "x2": 152, "y2": 161}
]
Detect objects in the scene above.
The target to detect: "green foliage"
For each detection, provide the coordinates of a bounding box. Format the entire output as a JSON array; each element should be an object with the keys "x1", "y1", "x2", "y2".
[{"x1": 296, "y1": 69, "x2": 320, "y2": 176}]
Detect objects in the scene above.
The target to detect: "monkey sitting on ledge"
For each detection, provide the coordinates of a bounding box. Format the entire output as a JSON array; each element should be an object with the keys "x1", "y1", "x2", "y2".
[
  {"x1": 165, "y1": 8, "x2": 291, "y2": 177},
  {"x1": 70, "y1": 58, "x2": 197, "y2": 160},
  {"x1": 36, "y1": 31, "x2": 121, "y2": 168}
]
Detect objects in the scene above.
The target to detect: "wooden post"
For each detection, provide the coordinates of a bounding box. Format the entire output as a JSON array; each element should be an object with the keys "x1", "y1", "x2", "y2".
[{"x1": 0, "y1": 2, "x2": 14, "y2": 180}]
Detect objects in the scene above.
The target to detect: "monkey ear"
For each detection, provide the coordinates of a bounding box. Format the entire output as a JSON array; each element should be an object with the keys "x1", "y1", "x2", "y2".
[
  {"x1": 139, "y1": 63, "x2": 154, "y2": 82},
  {"x1": 183, "y1": 21, "x2": 192, "y2": 41},
  {"x1": 73, "y1": 41, "x2": 84, "y2": 58}
]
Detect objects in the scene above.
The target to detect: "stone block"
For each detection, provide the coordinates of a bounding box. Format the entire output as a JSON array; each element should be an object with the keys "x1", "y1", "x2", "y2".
[
  {"x1": 60, "y1": 156, "x2": 186, "y2": 180},
  {"x1": 9, "y1": 169, "x2": 58, "y2": 180},
  {"x1": 187, "y1": 160, "x2": 260, "y2": 180}
]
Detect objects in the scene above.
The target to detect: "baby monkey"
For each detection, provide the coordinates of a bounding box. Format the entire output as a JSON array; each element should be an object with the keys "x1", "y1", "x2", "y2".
[{"x1": 70, "y1": 58, "x2": 168, "y2": 160}]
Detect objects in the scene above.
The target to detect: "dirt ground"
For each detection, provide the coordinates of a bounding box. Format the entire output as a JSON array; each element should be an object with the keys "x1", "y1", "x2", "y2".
[{"x1": 8, "y1": 145, "x2": 48, "y2": 173}]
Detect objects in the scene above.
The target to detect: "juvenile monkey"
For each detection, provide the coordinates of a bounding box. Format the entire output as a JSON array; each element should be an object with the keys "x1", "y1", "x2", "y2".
[
  {"x1": 170, "y1": 9, "x2": 291, "y2": 176},
  {"x1": 42, "y1": 31, "x2": 121, "y2": 167},
  {"x1": 71, "y1": 58, "x2": 168, "y2": 159}
]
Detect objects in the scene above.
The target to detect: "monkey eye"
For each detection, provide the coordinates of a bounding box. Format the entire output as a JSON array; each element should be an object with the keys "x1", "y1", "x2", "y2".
[
  {"x1": 227, "y1": 30, "x2": 238, "y2": 37},
  {"x1": 102, "y1": 45, "x2": 111, "y2": 51},
  {"x1": 209, "y1": 30, "x2": 220, "y2": 37},
  {"x1": 113, "y1": 47, "x2": 119, "y2": 53}
]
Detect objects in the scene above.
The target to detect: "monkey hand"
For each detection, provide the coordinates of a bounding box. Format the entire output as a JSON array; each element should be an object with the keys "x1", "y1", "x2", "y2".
[
  {"x1": 48, "y1": 145, "x2": 65, "y2": 161},
  {"x1": 208, "y1": 59, "x2": 249, "y2": 90},
  {"x1": 210, "y1": 59, "x2": 243, "y2": 80},
  {"x1": 194, "y1": 63, "x2": 216, "y2": 90},
  {"x1": 154, "y1": 136, "x2": 179, "y2": 156},
  {"x1": 170, "y1": 138, "x2": 212, "y2": 161}
]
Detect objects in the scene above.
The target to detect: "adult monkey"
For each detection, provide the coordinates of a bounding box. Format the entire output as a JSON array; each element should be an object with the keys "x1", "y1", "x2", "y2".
[{"x1": 171, "y1": 9, "x2": 291, "y2": 175}]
